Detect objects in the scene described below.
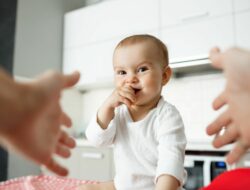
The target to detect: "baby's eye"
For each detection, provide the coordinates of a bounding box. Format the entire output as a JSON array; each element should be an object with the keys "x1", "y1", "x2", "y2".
[
  {"x1": 138, "y1": 67, "x2": 148, "y2": 73},
  {"x1": 117, "y1": 70, "x2": 126, "y2": 75}
]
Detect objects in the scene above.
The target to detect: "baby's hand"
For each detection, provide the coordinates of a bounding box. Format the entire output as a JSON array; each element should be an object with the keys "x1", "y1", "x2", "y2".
[
  {"x1": 96, "y1": 85, "x2": 136, "y2": 129},
  {"x1": 108, "y1": 85, "x2": 136, "y2": 108}
]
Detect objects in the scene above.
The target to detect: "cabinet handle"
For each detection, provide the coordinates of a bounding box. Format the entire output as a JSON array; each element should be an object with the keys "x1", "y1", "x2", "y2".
[
  {"x1": 181, "y1": 11, "x2": 209, "y2": 22},
  {"x1": 81, "y1": 152, "x2": 104, "y2": 159}
]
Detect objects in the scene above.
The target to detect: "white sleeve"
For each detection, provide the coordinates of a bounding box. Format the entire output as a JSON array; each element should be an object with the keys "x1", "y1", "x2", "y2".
[
  {"x1": 155, "y1": 105, "x2": 187, "y2": 185},
  {"x1": 85, "y1": 114, "x2": 116, "y2": 147}
]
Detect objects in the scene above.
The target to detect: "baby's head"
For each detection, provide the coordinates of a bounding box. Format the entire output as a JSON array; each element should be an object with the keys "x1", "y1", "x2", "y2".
[
  {"x1": 114, "y1": 34, "x2": 169, "y2": 68},
  {"x1": 112, "y1": 34, "x2": 172, "y2": 106}
]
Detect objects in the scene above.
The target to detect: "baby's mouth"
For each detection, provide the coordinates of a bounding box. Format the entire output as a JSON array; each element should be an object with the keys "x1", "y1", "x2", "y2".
[{"x1": 132, "y1": 87, "x2": 141, "y2": 94}]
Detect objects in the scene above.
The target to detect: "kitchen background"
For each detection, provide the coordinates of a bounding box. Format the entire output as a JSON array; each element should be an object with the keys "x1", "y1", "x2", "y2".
[{"x1": 3, "y1": 0, "x2": 250, "y2": 189}]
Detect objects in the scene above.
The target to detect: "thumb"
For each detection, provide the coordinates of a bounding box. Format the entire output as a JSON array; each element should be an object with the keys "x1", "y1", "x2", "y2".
[
  {"x1": 209, "y1": 47, "x2": 223, "y2": 69},
  {"x1": 35, "y1": 71, "x2": 80, "y2": 97},
  {"x1": 62, "y1": 71, "x2": 80, "y2": 88}
]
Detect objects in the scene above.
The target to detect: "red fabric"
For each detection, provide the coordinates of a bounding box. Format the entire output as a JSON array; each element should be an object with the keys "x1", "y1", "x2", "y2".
[
  {"x1": 200, "y1": 168, "x2": 250, "y2": 190},
  {"x1": 0, "y1": 175, "x2": 98, "y2": 190}
]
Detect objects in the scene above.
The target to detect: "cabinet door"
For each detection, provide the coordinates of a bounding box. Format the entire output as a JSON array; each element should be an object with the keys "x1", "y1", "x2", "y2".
[
  {"x1": 160, "y1": 15, "x2": 234, "y2": 60},
  {"x1": 235, "y1": 11, "x2": 250, "y2": 49},
  {"x1": 160, "y1": 0, "x2": 233, "y2": 27},
  {"x1": 63, "y1": 39, "x2": 117, "y2": 87},
  {"x1": 41, "y1": 146, "x2": 114, "y2": 181},
  {"x1": 64, "y1": 0, "x2": 159, "y2": 48},
  {"x1": 45, "y1": 146, "x2": 114, "y2": 181},
  {"x1": 76, "y1": 146, "x2": 114, "y2": 181},
  {"x1": 233, "y1": 0, "x2": 250, "y2": 13}
]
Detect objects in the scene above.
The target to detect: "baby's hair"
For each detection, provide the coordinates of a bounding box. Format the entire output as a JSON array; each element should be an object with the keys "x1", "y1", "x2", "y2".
[{"x1": 114, "y1": 34, "x2": 169, "y2": 66}]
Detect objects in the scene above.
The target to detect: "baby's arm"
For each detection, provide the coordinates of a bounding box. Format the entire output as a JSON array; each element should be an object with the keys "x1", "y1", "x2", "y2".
[
  {"x1": 86, "y1": 86, "x2": 135, "y2": 146},
  {"x1": 155, "y1": 175, "x2": 179, "y2": 190},
  {"x1": 155, "y1": 104, "x2": 187, "y2": 190},
  {"x1": 97, "y1": 86, "x2": 136, "y2": 129}
]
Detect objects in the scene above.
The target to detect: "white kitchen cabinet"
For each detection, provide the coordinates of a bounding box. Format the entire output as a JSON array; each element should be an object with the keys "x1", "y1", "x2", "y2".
[
  {"x1": 160, "y1": 0, "x2": 233, "y2": 28},
  {"x1": 42, "y1": 143, "x2": 114, "y2": 181},
  {"x1": 63, "y1": 39, "x2": 118, "y2": 88},
  {"x1": 68, "y1": 145, "x2": 114, "y2": 181},
  {"x1": 235, "y1": 11, "x2": 250, "y2": 49},
  {"x1": 160, "y1": 15, "x2": 235, "y2": 60},
  {"x1": 64, "y1": 0, "x2": 159, "y2": 49},
  {"x1": 233, "y1": 0, "x2": 250, "y2": 13}
]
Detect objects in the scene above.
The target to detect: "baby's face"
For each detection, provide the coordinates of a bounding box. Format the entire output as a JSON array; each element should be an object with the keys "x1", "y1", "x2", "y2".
[{"x1": 113, "y1": 41, "x2": 168, "y2": 106}]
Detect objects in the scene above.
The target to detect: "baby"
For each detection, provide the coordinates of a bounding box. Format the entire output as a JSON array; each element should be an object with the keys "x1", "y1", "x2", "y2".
[{"x1": 79, "y1": 34, "x2": 187, "y2": 190}]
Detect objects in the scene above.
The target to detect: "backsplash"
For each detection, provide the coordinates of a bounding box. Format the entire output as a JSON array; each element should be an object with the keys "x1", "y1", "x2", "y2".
[{"x1": 162, "y1": 73, "x2": 225, "y2": 143}]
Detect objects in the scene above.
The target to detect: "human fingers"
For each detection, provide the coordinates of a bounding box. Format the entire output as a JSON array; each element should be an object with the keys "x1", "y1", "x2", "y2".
[
  {"x1": 37, "y1": 71, "x2": 80, "y2": 95},
  {"x1": 226, "y1": 140, "x2": 250, "y2": 164},
  {"x1": 206, "y1": 109, "x2": 231, "y2": 136},
  {"x1": 45, "y1": 158, "x2": 68, "y2": 176},
  {"x1": 61, "y1": 112, "x2": 72, "y2": 127},
  {"x1": 62, "y1": 71, "x2": 80, "y2": 88},
  {"x1": 59, "y1": 130, "x2": 76, "y2": 148},
  {"x1": 212, "y1": 91, "x2": 227, "y2": 110},
  {"x1": 120, "y1": 97, "x2": 133, "y2": 107},
  {"x1": 212, "y1": 123, "x2": 239, "y2": 148},
  {"x1": 118, "y1": 87, "x2": 136, "y2": 103},
  {"x1": 209, "y1": 47, "x2": 223, "y2": 69},
  {"x1": 55, "y1": 144, "x2": 71, "y2": 158}
]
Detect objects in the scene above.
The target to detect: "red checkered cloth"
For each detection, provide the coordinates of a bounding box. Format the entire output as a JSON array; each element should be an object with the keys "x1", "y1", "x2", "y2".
[{"x1": 0, "y1": 175, "x2": 98, "y2": 190}]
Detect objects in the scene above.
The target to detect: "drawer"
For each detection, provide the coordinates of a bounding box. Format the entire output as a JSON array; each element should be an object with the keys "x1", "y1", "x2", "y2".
[
  {"x1": 160, "y1": 0, "x2": 233, "y2": 27},
  {"x1": 73, "y1": 146, "x2": 114, "y2": 181},
  {"x1": 41, "y1": 146, "x2": 114, "y2": 181}
]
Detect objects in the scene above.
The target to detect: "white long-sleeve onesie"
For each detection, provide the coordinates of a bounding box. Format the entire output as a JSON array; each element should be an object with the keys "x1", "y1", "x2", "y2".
[{"x1": 86, "y1": 97, "x2": 187, "y2": 190}]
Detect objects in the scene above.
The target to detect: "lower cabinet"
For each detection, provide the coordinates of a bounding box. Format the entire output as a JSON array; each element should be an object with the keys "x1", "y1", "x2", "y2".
[{"x1": 41, "y1": 145, "x2": 114, "y2": 181}]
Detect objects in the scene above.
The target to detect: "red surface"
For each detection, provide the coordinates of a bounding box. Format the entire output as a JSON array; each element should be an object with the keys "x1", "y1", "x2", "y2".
[{"x1": 200, "y1": 168, "x2": 250, "y2": 190}]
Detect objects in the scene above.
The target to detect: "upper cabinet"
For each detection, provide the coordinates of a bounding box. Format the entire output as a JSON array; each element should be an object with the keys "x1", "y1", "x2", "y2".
[
  {"x1": 233, "y1": 0, "x2": 250, "y2": 13},
  {"x1": 64, "y1": 0, "x2": 159, "y2": 49},
  {"x1": 160, "y1": 0, "x2": 233, "y2": 28},
  {"x1": 160, "y1": 15, "x2": 234, "y2": 60},
  {"x1": 159, "y1": 0, "x2": 234, "y2": 60}
]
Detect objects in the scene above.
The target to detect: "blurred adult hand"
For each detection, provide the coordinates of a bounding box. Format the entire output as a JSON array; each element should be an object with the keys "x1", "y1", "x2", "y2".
[
  {"x1": 0, "y1": 70, "x2": 80, "y2": 176},
  {"x1": 207, "y1": 47, "x2": 250, "y2": 164}
]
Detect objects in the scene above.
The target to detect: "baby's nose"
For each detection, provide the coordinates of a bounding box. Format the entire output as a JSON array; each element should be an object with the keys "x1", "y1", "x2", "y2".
[{"x1": 125, "y1": 74, "x2": 138, "y2": 83}]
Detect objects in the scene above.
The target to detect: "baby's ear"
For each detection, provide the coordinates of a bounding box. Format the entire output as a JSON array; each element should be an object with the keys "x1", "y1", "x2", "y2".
[{"x1": 162, "y1": 66, "x2": 172, "y2": 85}]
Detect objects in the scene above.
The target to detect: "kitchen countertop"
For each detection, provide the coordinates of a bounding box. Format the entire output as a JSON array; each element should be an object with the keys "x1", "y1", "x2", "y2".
[{"x1": 75, "y1": 138, "x2": 232, "y2": 152}]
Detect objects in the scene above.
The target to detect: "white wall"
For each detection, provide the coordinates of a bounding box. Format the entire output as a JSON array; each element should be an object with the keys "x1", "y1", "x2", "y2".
[
  {"x1": 13, "y1": 0, "x2": 65, "y2": 77},
  {"x1": 9, "y1": 0, "x2": 87, "y2": 179}
]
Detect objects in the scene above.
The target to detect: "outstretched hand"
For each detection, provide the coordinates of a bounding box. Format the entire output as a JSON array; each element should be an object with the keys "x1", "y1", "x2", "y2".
[
  {"x1": 0, "y1": 70, "x2": 80, "y2": 176},
  {"x1": 207, "y1": 47, "x2": 250, "y2": 164}
]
